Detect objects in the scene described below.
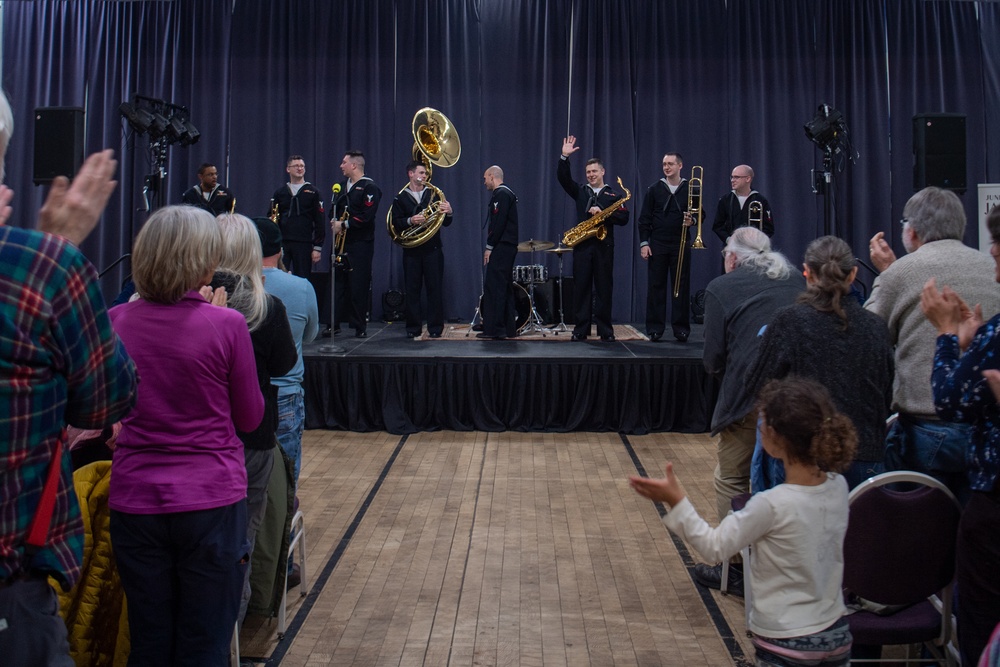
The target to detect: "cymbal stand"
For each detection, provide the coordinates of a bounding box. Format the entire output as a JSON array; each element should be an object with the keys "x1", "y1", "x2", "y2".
[
  {"x1": 521, "y1": 248, "x2": 547, "y2": 336},
  {"x1": 549, "y1": 247, "x2": 570, "y2": 334}
]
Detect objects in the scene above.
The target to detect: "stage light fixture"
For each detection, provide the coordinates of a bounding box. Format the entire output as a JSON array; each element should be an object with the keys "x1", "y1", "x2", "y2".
[
  {"x1": 180, "y1": 119, "x2": 200, "y2": 146},
  {"x1": 146, "y1": 112, "x2": 169, "y2": 140},
  {"x1": 165, "y1": 116, "x2": 186, "y2": 143},
  {"x1": 119, "y1": 102, "x2": 156, "y2": 135},
  {"x1": 804, "y1": 104, "x2": 845, "y2": 151}
]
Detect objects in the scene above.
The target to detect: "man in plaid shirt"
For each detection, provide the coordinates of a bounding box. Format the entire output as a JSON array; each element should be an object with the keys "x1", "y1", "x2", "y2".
[{"x1": 0, "y1": 92, "x2": 137, "y2": 665}]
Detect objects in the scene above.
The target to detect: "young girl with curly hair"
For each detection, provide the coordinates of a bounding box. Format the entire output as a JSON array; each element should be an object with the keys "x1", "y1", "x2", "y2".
[{"x1": 630, "y1": 377, "x2": 858, "y2": 666}]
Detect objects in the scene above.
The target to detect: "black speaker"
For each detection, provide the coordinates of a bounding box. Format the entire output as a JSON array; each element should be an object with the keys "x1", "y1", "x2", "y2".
[
  {"x1": 33, "y1": 107, "x2": 85, "y2": 185},
  {"x1": 382, "y1": 289, "x2": 404, "y2": 322},
  {"x1": 913, "y1": 113, "x2": 965, "y2": 192}
]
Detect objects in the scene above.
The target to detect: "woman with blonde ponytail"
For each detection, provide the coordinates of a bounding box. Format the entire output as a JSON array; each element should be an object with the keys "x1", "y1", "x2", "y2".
[
  {"x1": 746, "y1": 236, "x2": 894, "y2": 488},
  {"x1": 214, "y1": 213, "x2": 297, "y2": 623},
  {"x1": 631, "y1": 377, "x2": 857, "y2": 667}
]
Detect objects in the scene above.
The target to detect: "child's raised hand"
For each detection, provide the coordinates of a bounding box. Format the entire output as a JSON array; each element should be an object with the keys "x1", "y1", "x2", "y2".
[{"x1": 629, "y1": 462, "x2": 686, "y2": 508}]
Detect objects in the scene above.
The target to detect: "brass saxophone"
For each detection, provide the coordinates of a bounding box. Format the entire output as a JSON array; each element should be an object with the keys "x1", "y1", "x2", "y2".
[{"x1": 561, "y1": 177, "x2": 632, "y2": 248}]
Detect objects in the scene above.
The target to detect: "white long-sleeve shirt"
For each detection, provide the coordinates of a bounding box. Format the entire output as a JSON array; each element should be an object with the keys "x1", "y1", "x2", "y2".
[{"x1": 663, "y1": 474, "x2": 849, "y2": 638}]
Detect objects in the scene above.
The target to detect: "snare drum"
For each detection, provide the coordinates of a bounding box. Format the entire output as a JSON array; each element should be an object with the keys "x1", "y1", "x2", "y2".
[{"x1": 512, "y1": 264, "x2": 548, "y2": 284}]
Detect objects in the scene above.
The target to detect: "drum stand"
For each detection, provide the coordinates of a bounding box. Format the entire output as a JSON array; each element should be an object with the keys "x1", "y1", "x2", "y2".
[
  {"x1": 547, "y1": 245, "x2": 571, "y2": 334},
  {"x1": 520, "y1": 248, "x2": 547, "y2": 336}
]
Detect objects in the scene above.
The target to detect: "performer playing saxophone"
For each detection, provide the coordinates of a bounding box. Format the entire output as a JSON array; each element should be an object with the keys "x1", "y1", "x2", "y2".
[
  {"x1": 389, "y1": 160, "x2": 453, "y2": 338},
  {"x1": 558, "y1": 135, "x2": 630, "y2": 342}
]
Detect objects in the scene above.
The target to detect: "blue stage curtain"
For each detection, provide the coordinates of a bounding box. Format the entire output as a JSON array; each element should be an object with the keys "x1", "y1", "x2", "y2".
[{"x1": 2, "y1": 0, "x2": 998, "y2": 318}]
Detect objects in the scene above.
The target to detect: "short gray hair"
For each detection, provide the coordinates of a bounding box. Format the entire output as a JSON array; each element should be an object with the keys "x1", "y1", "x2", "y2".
[
  {"x1": 903, "y1": 187, "x2": 965, "y2": 243},
  {"x1": 133, "y1": 205, "x2": 222, "y2": 304},
  {"x1": 724, "y1": 226, "x2": 793, "y2": 280}
]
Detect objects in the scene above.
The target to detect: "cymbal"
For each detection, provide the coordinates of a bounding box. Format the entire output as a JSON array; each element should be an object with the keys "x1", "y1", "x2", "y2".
[
  {"x1": 545, "y1": 245, "x2": 573, "y2": 255},
  {"x1": 517, "y1": 239, "x2": 554, "y2": 252}
]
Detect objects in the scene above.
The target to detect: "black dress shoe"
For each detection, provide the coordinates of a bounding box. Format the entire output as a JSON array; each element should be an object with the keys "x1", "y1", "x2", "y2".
[
  {"x1": 406, "y1": 332, "x2": 417, "y2": 339},
  {"x1": 429, "y1": 332, "x2": 441, "y2": 338},
  {"x1": 355, "y1": 330, "x2": 367, "y2": 338},
  {"x1": 321, "y1": 327, "x2": 332, "y2": 338},
  {"x1": 570, "y1": 332, "x2": 588, "y2": 341},
  {"x1": 648, "y1": 332, "x2": 662, "y2": 342},
  {"x1": 674, "y1": 331, "x2": 689, "y2": 343},
  {"x1": 600, "y1": 335, "x2": 616, "y2": 342},
  {"x1": 476, "y1": 333, "x2": 505, "y2": 340}
]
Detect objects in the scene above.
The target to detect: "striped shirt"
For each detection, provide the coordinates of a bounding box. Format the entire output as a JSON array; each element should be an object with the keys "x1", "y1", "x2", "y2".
[{"x1": 0, "y1": 227, "x2": 137, "y2": 589}]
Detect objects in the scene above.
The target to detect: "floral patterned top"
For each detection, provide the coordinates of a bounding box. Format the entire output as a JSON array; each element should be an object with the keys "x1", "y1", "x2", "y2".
[{"x1": 931, "y1": 321, "x2": 1000, "y2": 493}]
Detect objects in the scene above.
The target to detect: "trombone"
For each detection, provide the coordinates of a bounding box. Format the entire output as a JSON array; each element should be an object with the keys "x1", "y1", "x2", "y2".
[
  {"x1": 748, "y1": 201, "x2": 764, "y2": 229},
  {"x1": 674, "y1": 165, "x2": 704, "y2": 298}
]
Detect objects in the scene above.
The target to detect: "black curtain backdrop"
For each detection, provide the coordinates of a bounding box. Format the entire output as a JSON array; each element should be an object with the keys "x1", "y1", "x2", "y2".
[{"x1": 3, "y1": 0, "x2": 999, "y2": 317}]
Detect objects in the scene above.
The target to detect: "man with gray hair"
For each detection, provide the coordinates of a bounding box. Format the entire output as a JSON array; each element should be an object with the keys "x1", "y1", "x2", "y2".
[
  {"x1": 693, "y1": 226, "x2": 805, "y2": 594},
  {"x1": 867, "y1": 186, "x2": 1000, "y2": 503}
]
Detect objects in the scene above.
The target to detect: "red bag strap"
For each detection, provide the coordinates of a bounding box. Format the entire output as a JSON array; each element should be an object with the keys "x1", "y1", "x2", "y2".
[{"x1": 25, "y1": 439, "x2": 65, "y2": 550}]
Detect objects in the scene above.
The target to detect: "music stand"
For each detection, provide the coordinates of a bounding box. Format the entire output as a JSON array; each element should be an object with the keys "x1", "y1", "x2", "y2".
[{"x1": 546, "y1": 245, "x2": 572, "y2": 334}]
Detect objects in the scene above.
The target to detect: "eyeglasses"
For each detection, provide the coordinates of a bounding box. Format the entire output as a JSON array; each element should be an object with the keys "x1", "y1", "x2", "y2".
[
  {"x1": 730, "y1": 175, "x2": 749, "y2": 180},
  {"x1": 900, "y1": 218, "x2": 909, "y2": 227}
]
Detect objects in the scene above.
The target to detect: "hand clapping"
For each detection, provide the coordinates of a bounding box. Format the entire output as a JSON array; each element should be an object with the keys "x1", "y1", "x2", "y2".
[{"x1": 629, "y1": 462, "x2": 687, "y2": 508}]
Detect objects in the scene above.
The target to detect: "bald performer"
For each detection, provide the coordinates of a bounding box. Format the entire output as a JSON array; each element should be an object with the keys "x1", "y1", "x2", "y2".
[
  {"x1": 478, "y1": 166, "x2": 519, "y2": 339},
  {"x1": 712, "y1": 164, "x2": 774, "y2": 243}
]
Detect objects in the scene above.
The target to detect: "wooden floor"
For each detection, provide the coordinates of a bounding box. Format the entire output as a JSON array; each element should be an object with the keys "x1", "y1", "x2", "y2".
[{"x1": 240, "y1": 430, "x2": 755, "y2": 667}]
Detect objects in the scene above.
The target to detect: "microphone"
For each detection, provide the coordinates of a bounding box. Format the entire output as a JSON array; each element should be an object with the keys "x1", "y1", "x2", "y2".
[{"x1": 332, "y1": 183, "x2": 341, "y2": 195}]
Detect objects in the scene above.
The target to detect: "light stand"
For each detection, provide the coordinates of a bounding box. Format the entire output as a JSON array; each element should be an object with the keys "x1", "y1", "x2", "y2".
[
  {"x1": 812, "y1": 147, "x2": 836, "y2": 238},
  {"x1": 805, "y1": 104, "x2": 855, "y2": 239},
  {"x1": 142, "y1": 138, "x2": 169, "y2": 212}
]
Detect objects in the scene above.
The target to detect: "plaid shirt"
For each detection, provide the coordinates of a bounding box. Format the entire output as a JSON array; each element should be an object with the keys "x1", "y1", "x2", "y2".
[{"x1": 0, "y1": 227, "x2": 136, "y2": 589}]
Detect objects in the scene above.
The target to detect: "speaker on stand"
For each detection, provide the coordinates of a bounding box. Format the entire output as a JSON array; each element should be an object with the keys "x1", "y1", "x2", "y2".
[
  {"x1": 913, "y1": 113, "x2": 966, "y2": 193},
  {"x1": 33, "y1": 107, "x2": 85, "y2": 185}
]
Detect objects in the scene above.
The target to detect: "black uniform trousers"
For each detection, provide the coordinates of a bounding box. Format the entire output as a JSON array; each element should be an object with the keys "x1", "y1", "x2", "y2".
[
  {"x1": 283, "y1": 241, "x2": 313, "y2": 280},
  {"x1": 645, "y1": 245, "x2": 691, "y2": 337},
  {"x1": 403, "y1": 247, "x2": 445, "y2": 336},
  {"x1": 572, "y1": 239, "x2": 615, "y2": 339},
  {"x1": 334, "y1": 239, "x2": 374, "y2": 334},
  {"x1": 483, "y1": 243, "x2": 518, "y2": 338}
]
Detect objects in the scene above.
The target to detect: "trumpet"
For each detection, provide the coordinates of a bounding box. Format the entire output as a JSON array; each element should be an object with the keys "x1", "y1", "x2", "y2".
[
  {"x1": 674, "y1": 165, "x2": 704, "y2": 298},
  {"x1": 269, "y1": 201, "x2": 279, "y2": 223},
  {"x1": 333, "y1": 209, "x2": 351, "y2": 271},
  {"x1": 748, "y1": 200, "x2": 763, "y2": 229}
]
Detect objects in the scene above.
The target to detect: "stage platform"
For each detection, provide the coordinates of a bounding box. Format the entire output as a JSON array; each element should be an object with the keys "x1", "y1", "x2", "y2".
[{"x1": 303, "y1": 321, "x2": 718, "y2": 435}]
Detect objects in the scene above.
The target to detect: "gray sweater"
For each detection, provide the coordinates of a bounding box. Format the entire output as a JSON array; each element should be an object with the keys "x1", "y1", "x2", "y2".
[
  {"x1": 864, "y1": 239, "x2": 1000, "y2": 418},
  {"x1": 703, "y1": 265, "x2": 806, "y2": 434}
]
